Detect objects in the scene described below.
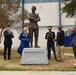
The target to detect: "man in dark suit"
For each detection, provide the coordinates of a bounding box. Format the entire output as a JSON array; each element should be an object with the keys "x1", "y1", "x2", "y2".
[
  {"x1": 54, "y1": 26, "x2": 64, "y2": 62},
  {"x1": 3, "y1": 25, "x2": 14, "y2": 60},
  {"x1": 45, "y1": 26, "x2": 57, "y2": 60}
]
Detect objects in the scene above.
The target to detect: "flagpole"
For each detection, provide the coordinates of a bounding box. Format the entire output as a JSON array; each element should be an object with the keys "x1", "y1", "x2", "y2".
[
  {"x1": 22, "y1": 0, "x2": 24, "y2": 30},
  {"x1": 59, "y1": 0, "x2": 62, "y2": 26}
]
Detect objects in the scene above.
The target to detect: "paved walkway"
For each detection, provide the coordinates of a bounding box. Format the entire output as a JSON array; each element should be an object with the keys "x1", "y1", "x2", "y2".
[
  {"x1": 51, "y1": 52, "x2": 74, "y2": 56},
  {"x1": 65, "y1": 53, "x2": 74, "y2": 56},
  {"x1": 0, "y1": 71, "x2": 76, "y2": 75}
]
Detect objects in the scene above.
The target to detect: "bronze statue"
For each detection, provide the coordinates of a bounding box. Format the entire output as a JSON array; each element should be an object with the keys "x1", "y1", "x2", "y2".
[{"x1": 28, "y1": 6, "x2": 41, "y2": 48}]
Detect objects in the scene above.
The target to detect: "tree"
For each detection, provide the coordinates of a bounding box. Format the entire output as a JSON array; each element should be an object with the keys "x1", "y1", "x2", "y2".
[
  {"x1": 0, "y1": 0, "x2": 28, "y2": 44},
  {"x1": 0, "y1": 0, "x2": 21, "y2": 25},
  {"x1": 62, "y1": 0, "x2": 76, "y2": 18},
  {"x1": 0, "y1": 0, "x2": 21, "y2": 44},
  {"x1": 13, "y1": 9, "x2": 29, "y2": 25}
]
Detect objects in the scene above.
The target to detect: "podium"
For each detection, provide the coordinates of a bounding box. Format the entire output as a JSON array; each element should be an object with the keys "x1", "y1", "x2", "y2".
[{"x1": 20, "y1": 48, "x2": 48, "y2": 65}]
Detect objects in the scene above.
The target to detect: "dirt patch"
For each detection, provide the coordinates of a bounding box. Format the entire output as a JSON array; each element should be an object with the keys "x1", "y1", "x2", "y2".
[{"x1": 0, "y1": 52, "x2": 3, "y2": 55}]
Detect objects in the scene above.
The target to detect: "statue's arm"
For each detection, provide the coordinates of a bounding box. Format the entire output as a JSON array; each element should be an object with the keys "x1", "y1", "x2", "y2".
[
  {"x1": 35, "y1": 14, "x2": 41, "y2": 22},
  {"x1": 28, "y1": 16, "x2": 36, "y2": 20},
  {"x1": 27, "y1": 14, "x2": 36, "y2": 21}
]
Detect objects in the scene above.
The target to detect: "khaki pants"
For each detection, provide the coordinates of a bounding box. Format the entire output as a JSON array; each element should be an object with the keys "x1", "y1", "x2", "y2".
[{"x1": 57, "y1": 45, "x2": 64, "y2": 60}]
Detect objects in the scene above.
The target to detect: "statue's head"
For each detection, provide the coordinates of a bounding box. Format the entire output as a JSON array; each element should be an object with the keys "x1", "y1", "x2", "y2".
[{"x1": 31, "y1": 6, "x2": 36, "y2": 12}]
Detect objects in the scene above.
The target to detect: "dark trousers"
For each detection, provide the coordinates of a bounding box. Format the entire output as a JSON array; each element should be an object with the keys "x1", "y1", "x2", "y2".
[
  {"x1": 4, "y1": 44, "x2": 11, "y2": 60},
  {"x1": 72, "y1": 45, "x2": 76, "y2": 59},
  {"x1": 47, "y1": 44, "x2": 57, "y2": 60}
]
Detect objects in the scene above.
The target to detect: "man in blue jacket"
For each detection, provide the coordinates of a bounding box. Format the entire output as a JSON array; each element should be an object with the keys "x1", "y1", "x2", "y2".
[
  {"x1": 19, "y1": 28, "x2": 29, "y2": 40},
  {"x1": 17, "y1": 28, "x2": 30, "y2": 56},
  {"x1": 3, "y1": 25, "x2": 14, "y2": 60}
]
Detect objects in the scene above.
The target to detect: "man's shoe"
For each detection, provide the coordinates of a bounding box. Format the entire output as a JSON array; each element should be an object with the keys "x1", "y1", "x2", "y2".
[
  {"x1": 48, "y1": 58, "x2": 51, "y2": 60},
  {"x1": 8, "y1": 58, "x2": 11, "y2": 60},
  {"x1": 55, "y1": 57, "x2": 58, "y2": 61},
  {"x1": 60, "y1": 60, "x2": 64, "y2": 62},
  {"x1": 4, "y1": 58, "x2": 6, "y2": 60}
]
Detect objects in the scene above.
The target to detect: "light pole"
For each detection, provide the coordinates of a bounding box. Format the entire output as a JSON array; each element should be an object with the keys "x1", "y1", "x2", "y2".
[
  {"x1": 59, "y1": 0, "x2": 62, "y2": 26},
  {"x1": 22, "y1": 0, "x2": 24, "y2": 30}
]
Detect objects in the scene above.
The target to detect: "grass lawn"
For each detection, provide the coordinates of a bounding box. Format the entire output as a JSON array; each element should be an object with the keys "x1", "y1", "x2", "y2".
[{"x1": 0, "y1": 47, "x2": 76, "y2": 71}]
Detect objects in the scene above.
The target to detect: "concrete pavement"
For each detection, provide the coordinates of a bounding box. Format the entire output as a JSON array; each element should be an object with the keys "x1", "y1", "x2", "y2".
[
  {"x1": 65, "y1": 53, "x2": 74, "y2": 56},
  {"x1": 0, "y1": 71, "x2": 76, "y2": 75}
]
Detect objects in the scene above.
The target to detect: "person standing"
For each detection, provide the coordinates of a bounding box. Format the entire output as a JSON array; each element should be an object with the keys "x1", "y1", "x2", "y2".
[
  {"x1": 17, "y1": 28, "x2": 30, "y2": 56},
  {"x1": 70, "y1": 20, "x2": 76, "y2": 59},
  {"x1": 28, "y1": 6, "x2": 41, "y2": 48},
  {"x1": 3, "y1": 25, "x2": 14, "y2": 60},
  {"x1": 54, "y1": 26, "x2": 65, "y2": 62},
  {"x1": 45, "y1": 26, "x2": 57, "y2": 60}
]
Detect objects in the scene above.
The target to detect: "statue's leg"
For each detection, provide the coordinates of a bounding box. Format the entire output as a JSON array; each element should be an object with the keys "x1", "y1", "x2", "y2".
[
  {"x1": 34, "y1": 29, "x2": 40, "y2": 48},
  {"x1": 29, "y1": 29, "x2": 33, "y2": 48}
]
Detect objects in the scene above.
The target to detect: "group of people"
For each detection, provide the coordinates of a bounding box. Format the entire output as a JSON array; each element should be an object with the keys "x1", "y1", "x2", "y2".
[
  {"x1": 45, "y1": 25, "x2": 64, "y2": 62},
  {"x1": 3, "y1": 24, "x2": 64, "y2": 61},
  {"x1": 3, "y1": 26, "x2": 30, "y2": 60},
  {"x1": 3, "y1": 5, "x2": 76, "y2": 64},
  {"x1": 45, "y1": 20, "x2": 76, "y2": 62}
]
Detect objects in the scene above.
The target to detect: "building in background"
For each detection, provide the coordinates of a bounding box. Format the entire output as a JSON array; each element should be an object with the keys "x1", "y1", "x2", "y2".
[{"x1": 0, "y1": 0, "x2": 75, "y2": 48}]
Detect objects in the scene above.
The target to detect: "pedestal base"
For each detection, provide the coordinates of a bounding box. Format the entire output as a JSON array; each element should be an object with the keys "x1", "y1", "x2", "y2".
[{"x1": 20, "y1": 48, "x2": 48, "y2": 65}]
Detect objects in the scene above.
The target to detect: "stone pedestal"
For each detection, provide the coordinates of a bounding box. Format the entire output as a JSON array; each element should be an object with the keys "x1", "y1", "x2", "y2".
[{"x1": 20, "y1": 48, "x2": 48, "y2": 65}]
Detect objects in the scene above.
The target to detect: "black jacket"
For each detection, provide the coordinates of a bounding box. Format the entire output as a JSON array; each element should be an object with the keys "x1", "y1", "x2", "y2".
[
  {"x1": 57, "y1": 30, "x2": 64, "y2": 46},
  {"x1": 4, "y1": 30, "x2": 14, "y2": 45},
  {"x1": 45, "y1": 31, "x2": 55, "y2": 46}
]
